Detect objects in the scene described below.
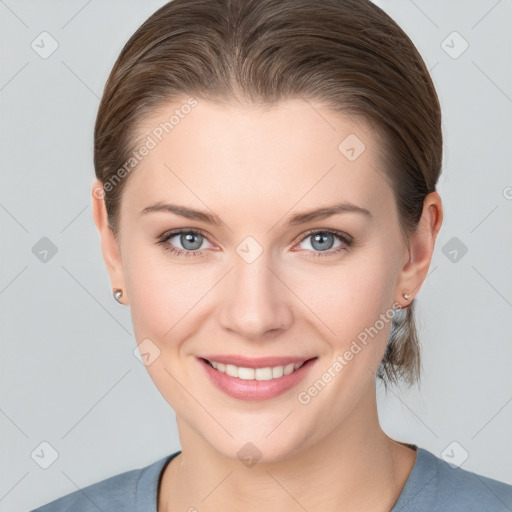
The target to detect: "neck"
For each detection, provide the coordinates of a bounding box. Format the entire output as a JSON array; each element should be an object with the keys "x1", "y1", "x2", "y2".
[{"x1": 160, "y1": 383, "x2": 416, "y2": 512}]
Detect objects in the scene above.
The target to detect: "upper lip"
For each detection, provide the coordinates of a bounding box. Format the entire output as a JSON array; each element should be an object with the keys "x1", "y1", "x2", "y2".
[{"x1": 199, "y1": 355, "x2": 316, "y2": 368}]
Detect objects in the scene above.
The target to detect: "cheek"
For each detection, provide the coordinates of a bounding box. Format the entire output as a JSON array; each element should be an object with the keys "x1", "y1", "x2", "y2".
[
  {"x1": 291, "y1": 255, "x2": 399, "y2": 420},
  {"x1": 123, "y1": 249, "x2": 215, "y2": 404},
  {"x1": 286, "y1": 253, "x2": 397, "y2": 347},
  {"x1": 124, "y1": 246, "x2": 217, "y2": 343}
]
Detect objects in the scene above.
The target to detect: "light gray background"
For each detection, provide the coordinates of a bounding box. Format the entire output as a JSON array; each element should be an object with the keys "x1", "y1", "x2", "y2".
[{"x1": 1, "y1": 1, "x2": 511, "y2": 511}]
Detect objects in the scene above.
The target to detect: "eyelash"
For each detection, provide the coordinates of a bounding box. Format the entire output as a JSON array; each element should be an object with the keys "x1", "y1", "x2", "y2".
[{"x1": 157, "y1": 228, "x2": 353, "y2": 259}]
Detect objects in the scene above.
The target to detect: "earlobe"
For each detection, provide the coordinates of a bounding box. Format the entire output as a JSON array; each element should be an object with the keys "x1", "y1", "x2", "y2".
[
  {"x1": 394, "y1": 191, "x2": 443, "y2": 305},
  {"x1": 91, "y1": 179, "x2": 128, "y2": 304}
]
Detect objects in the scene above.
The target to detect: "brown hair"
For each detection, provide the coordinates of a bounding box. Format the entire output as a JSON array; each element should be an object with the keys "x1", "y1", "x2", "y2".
[{"x1": 94, "y1": 0, "x2": 442, "y2": 389}]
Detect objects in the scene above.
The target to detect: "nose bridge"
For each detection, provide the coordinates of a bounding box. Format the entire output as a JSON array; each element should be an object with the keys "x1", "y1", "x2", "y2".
[{"x1": 218, "y1": 243, "x2": 293, "y2": 339}]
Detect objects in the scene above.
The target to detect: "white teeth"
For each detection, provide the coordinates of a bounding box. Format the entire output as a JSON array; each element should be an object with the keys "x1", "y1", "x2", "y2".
[
  {"x1": 225, "y1": 364, "x2": 238, "y2": 378},
  {"x1": 255, "y1": 367, "x2": 273, "y2": 380},
  {"x1": 238, "y1": 367, "x2": 255, "y2": 380},
  {"x1": 283, "y1": 363, "x2": 295, "y2": 375},
  {"x1": 272, "y1": 366, "x2": 284, "y2": 378},
  {"x1": 207, "y1": 359, "x2": 306, "y2": 380}
]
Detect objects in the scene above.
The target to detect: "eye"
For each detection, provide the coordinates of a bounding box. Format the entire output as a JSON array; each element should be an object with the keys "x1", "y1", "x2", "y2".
[
  {"x1": 157, "y1": 228, "x2": 353, "y2": 259},
  {"x1": 294, "y1": 230, "x2": 353, "y2": 258},
  {"x1": 158, "y1": 229, "x2": 214, "y2": 257}
]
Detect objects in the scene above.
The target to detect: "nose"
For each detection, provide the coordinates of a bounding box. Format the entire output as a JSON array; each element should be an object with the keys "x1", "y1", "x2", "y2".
[{"x1": 217, "y1": 251, "x2": 294, "y2": 341}]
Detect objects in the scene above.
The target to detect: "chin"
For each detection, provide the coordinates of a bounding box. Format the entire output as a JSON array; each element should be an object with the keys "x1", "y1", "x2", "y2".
[
  {"x1": 212, "y1": 434, "x2": 310, "y2": 466},
  {"x1": 186, "y1": 407, "x2": 322, "y2": 466}
]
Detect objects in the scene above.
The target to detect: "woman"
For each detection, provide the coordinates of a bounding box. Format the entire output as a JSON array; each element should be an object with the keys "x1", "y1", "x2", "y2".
[{"x1": 30, "y1": 0, "x2": 512, "y2": 510}]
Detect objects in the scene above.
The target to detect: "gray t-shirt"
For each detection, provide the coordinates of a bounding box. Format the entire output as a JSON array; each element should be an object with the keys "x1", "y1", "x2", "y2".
[{"x1": 29, "y1": 445, "x2": 512, "y2": 511}]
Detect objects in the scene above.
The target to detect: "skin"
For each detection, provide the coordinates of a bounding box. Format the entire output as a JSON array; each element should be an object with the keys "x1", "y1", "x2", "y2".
[{"x1": 92, "y1": 98, "x2": 442, "y2": 511}]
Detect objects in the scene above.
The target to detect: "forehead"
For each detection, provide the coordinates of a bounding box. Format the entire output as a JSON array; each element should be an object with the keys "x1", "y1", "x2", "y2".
[{"x1": 122, "y1": 98, "x2": 394, "y2": 223}]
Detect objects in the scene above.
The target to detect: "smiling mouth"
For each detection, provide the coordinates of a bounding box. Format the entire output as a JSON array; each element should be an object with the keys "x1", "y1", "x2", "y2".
[{"x1": 201, "y1": 358, "x2": 313, "y2": 381}]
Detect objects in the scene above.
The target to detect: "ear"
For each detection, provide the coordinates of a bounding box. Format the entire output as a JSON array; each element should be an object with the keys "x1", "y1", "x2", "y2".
[
  {"x1": 91, "y1": 179, "x2": 128, "y2": 305},
  {"x1": 394, "y1": 191, "x2": 443, "y2": 307}
]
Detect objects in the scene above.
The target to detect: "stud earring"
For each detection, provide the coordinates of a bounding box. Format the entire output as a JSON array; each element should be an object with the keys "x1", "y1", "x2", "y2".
[
  {"x1": 113, "y1": 288, "x2": 124, "y2": 304},
  {"x1": 403, "y1": 292, "x2": 410, "y2": 300}
]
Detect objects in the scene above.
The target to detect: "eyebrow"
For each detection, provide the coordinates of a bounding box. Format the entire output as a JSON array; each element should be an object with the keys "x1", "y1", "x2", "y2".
[
  {"x1": 141, "y1": 201, "x2": 372, "y2": 225},
  {"x1": 288, "y1": 203, "x2": 372, "y2": 224}
]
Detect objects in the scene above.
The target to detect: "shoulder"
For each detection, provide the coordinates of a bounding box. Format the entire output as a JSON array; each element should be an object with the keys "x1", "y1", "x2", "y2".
[
  {"x1": 28, "y1": 452, "x2": 179, "y2": 512},
  {"x1": 393, "y1": 446, "x2": 512, "y2": 512}
]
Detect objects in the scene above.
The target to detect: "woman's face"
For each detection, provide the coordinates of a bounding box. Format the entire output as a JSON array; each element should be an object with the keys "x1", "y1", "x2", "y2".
[{"x1": 106, "y1": 98, "x2": 413, "y2": 462}]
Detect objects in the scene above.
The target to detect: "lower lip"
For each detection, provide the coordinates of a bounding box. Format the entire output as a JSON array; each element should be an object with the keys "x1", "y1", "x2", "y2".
[{"x1": 198, "y1": 357, "x2": 317, "y2": 401}]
